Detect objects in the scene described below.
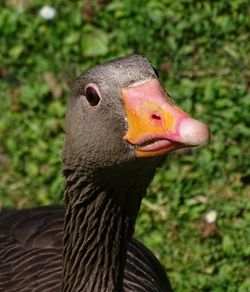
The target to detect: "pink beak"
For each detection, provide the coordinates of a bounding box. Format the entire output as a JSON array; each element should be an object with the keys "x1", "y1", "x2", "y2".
[{"x1": 122, "y1": 78, "x2": 210, "y2": 157}]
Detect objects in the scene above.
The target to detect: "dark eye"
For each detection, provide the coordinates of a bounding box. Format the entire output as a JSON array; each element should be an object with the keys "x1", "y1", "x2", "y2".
[
  {"x1": 85, "y1": 86, "x2": 100, "y2": 106},
  {"x1": 152, "y1": 66, "x2": 159, "y2": 78}
]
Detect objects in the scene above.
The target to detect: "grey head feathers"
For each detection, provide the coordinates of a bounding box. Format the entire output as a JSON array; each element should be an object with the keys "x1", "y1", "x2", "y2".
[{"x1": 63, "y1": 55, "x2": 161, "y2": 182}]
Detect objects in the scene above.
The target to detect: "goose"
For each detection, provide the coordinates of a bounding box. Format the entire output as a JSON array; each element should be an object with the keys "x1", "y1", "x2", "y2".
[{"x1": 0, "y1": 55, "x2": 210, "y2": 292}]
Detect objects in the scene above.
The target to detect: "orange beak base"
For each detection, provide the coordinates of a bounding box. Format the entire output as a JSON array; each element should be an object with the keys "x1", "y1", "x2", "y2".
[{"x1": 122, "y1": 78, "x2": 210, "y2": 157}]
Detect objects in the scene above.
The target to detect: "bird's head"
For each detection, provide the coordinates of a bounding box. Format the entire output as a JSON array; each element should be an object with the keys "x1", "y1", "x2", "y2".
[{"x1": 63, "y1": 55, "x2": 210, "y2": 186}]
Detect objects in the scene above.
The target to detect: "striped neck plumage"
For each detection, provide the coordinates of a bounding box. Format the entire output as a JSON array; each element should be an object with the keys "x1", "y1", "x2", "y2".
[{"x1": 62, "y1": 169, "x2": 143, "y2": 292}]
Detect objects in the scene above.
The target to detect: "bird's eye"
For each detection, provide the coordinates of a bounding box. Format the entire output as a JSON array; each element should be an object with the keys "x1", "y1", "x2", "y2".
[
  {"x1": 152, "y1": 66, "x2": 159, "y2": 78},
  {"x1": 85, "y1": 86, "x2": 100, "y2": 106}
]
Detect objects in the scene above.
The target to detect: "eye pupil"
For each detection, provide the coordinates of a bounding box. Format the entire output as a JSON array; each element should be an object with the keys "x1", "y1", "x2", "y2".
[{"x1": 85, "y1": 87, "x2": 100, "y2": 106}]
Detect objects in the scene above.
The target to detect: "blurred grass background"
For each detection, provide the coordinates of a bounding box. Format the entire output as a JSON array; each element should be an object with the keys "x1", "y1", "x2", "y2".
[{"x1": 0, "y1": 0, "x2": 250, "y2": 291}]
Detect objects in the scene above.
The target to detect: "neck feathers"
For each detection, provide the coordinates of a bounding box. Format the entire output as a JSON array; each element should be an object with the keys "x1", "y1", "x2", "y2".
[{"x1": 62, "y1": 171, "x2": 140, "y2": 292}]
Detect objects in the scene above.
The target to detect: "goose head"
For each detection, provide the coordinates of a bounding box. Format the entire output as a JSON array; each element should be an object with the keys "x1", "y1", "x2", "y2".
[{"x1": 63, "y1": 55, "x2": 210, "y2": 187}]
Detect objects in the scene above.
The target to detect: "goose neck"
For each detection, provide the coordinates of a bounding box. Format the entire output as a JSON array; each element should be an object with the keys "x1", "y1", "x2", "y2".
[{"x1": 62, "y1": 171, "x2": 142, "y2": 292}]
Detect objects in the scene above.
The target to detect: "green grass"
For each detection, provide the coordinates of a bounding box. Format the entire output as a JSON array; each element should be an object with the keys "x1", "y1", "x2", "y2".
[{"x1": 0, "y1": 0, "x2": 250, "y2": 290}]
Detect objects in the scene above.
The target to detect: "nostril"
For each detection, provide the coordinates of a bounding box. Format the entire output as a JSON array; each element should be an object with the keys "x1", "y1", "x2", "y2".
[{"x1": 151, "y1": 114, "x2": 161, "y2": 121}]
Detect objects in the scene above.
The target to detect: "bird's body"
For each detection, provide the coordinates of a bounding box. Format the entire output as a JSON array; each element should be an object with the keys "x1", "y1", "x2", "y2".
[
  {"x1": 0, "y1": 206, "x2": 170, "y2": 292},
  {"x1": 0, "y1": 55, "x2": 209, "y2": 291}
]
